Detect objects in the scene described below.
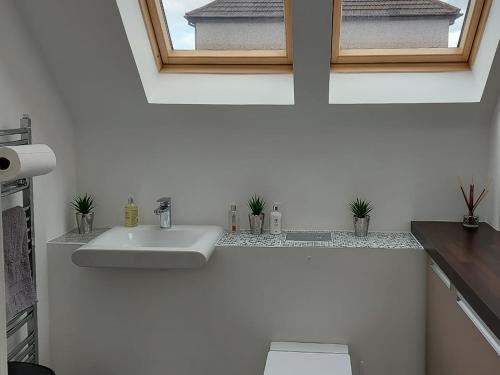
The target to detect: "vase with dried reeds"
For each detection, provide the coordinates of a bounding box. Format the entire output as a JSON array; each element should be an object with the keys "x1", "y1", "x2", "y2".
[{"x1": 458, "y1": 177, "x2": 489, "y2": 230}]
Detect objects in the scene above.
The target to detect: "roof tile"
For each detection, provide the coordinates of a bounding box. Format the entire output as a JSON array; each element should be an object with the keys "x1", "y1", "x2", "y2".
[
  {"x1": 186, "y1": 0, "x2": 284, "y2": 20},
  {"x1": 185, "y1": 0, "x2": 461, "y2": 21},
  {"x1": 342, "y1": 0, "x2": 461, "y2": 18}
]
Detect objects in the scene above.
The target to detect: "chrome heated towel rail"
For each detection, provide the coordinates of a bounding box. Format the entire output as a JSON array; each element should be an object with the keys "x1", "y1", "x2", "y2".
[{"x1": 0, "y1": 115, "x2": 38, "y2": 363}]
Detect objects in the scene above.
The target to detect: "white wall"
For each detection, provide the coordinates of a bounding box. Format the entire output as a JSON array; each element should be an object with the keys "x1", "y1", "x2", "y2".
[
  {"x1": 0, "y1": 0, "x2": 77, "y2": 366},
  {"x1": 48, "y1": 242, "x2": 426, "y2": 375},
  {"x1": 14, "y1": 0, "x2": 499, "y2": 232},
  {"x1": 340, "y1": 18, "x2": 449, "y2": 49},
  {"x1": 72, "y1": 104, "x2": 492, "y2": 232},
  {"x1": 196, "y1": 20, "x2": 285, "y2": 50},
  {"x1": 488, "y1": 97, "x2": 500, "y2": 229},
  {"x1": 196, "y1": 17, "x2": 448, "y2": 51}
]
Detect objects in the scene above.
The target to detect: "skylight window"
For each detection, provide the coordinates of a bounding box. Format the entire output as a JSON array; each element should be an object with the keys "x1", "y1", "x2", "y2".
[
  {"x1": 331, "y1": 0, "x2": 492, "y2": 70},
  {"x1": 139, "y1": 0, "x2": 293, "y2": 72}
]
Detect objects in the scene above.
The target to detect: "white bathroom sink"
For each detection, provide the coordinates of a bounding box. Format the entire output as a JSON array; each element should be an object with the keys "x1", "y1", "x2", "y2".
[{"x1": 72, "y1": 225, "x2": 223, "y2": 269}]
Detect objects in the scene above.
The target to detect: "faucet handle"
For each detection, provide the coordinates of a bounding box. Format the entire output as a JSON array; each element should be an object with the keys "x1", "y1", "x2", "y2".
[{"x1": 157, "y1": 197, "x2": 171, "y2": 207}]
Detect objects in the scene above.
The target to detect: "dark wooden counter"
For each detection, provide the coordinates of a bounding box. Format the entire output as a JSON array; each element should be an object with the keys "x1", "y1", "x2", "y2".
[{"x1": 411, "y1": 221, "x2": 500, "y2": 338}]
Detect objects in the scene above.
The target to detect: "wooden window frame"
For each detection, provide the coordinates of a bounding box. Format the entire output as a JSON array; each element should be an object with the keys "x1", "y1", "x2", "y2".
[
  {"x1": 331, "y1": 0, "x2": 493, "y2": 72},
  {"x1": 139, "y1": 0, "x2": 293, "y2": 73}
]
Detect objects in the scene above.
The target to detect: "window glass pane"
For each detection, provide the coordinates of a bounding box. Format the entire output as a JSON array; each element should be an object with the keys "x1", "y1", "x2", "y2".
[
  {"x1": 161, "y1": 0, "x2": 286, "y2": 50},
  {"x1": 339, "y1": 0, "x2": 471, "y2": 49}
]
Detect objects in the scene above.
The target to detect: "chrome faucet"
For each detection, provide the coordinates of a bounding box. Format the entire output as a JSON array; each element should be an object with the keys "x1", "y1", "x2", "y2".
[{"x1": 154, "y1": 197, "x2": 172, "y2": 229}]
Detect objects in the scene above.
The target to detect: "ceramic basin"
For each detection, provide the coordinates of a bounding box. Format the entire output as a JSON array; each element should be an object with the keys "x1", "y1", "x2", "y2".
[{"x1": 72, "y1": 225, "x2": 223, "y2": 269}]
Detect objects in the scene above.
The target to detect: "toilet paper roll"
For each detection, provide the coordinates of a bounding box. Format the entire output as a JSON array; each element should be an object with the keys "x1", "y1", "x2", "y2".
[{"x1": 0, "y1": 145, "x2": 56, "y2": 182}]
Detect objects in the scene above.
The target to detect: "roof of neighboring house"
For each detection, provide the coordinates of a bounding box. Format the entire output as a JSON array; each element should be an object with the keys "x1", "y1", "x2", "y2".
[
  {"x1": 342, "y1": 1, "x2": 461, "y2": 19},
  {"x1": 185, "y1": 0, "x2": 462, "y2": 23},
  {"x1": 185, "y1": 0, "x2": 284, "y2": 22}
]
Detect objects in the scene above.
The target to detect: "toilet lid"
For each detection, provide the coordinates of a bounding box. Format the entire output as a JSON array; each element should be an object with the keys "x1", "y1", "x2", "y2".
[{"x1": 263, "y1": 351, "x2": 352, "y2": 375}]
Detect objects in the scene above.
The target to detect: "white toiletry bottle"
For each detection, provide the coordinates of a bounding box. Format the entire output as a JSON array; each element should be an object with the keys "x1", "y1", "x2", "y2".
[
  {"x1": 270, "y1": 202, "x2": 282, "y2": 235},
  {"x1": 228, "y1": 203, "x2": 239, "y2": 234}
]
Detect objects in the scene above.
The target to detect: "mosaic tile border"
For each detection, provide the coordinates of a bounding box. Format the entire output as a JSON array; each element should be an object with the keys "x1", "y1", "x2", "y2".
[
  {"x1": 49, "y1": 228, "x2": 109, "y2": 244},
  {"x1": 217, "y1": 230, "x2": 423, "y2": 249}
]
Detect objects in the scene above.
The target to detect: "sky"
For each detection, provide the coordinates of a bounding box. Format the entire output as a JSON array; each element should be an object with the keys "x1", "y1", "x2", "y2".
[
  {"x1": 444, "y1": 0, "x2": 470, "y2": 47},
  {"x1": 161, "y1": 0, "x2": 210, "y2": 49},
  {"x1": 161, "y1": 0, "x2": 471, "y2": 50}
]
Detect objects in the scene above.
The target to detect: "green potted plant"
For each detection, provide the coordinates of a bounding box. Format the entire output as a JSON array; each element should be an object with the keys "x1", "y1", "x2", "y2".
[
  {"x1": 248, "y1": 195, "x2": 266, "y2": 235},
  {"x1": 71, "y1": 193, "x2": 95, "y2": 234},
  {"x1": 350, "y1": 198, "x2": 373, "y2": 237}
]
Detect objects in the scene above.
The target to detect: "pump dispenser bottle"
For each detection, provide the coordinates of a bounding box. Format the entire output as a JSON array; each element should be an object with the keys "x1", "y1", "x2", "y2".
[
  {"x1": 124, "y1": 195, "x2": 139, "y2": 227},
  {"x1": 270, "y1": 202, "x2": 282, "y2": 235}
]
